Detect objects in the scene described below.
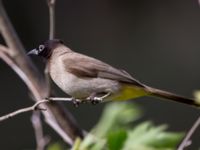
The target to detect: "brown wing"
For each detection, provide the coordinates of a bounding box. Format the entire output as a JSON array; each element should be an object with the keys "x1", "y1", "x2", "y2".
[{"x1": 64, "y1": 53, "x2": 145, "y2": 87}]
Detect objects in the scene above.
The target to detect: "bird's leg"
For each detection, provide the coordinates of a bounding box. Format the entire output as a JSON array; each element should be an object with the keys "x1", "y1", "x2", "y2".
[
  {"x1": 86, "y1": 92, "x2": 111, "y2": 105},
  {"x1": 45, "y1": 97, "x2": 81, "y2": 107}
]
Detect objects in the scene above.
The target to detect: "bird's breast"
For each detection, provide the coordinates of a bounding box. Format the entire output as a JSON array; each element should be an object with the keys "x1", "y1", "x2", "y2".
[{"x1": 48, "y1": 57, "x2": 121, "y2": 99}]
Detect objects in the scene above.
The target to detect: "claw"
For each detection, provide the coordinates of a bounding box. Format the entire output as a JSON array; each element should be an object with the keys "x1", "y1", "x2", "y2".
[
  {"x1": 72, "y1": 98, "x2": 81, "y2": 107},
  {"x1": 91, "y1": 97, "x2": 103, "y2": 105},
  {"x1": 87, "y1": 92, "x2": 111, "y2": 105},
  {"x1": 86, "y1": 95, "x2": 101, "y2": 104}
]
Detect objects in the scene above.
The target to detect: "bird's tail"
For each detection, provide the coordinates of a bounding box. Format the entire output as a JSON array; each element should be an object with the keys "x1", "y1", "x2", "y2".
[{"x1": 146, "y1": 86, "x2": 199, "y2": 108}]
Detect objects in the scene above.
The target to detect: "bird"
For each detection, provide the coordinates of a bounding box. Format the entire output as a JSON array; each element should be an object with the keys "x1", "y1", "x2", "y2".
[{"x1": 27, "y1": 39, "x2": 199, "y2": 107}]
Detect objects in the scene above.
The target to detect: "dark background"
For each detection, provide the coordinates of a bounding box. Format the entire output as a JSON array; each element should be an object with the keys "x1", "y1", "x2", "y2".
[{"x1": 0, "y1": 0, "x2": 200, "y2": 149}]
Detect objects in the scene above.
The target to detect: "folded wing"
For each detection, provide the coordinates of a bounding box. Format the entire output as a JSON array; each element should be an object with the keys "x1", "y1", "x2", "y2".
[{"x1": 64, "y1": 53, "x2": 145, "y2": 87}]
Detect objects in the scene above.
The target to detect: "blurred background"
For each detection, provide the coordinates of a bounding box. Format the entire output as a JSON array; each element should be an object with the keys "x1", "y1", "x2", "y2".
[{"x1": 0, "y1": 0, "x2": 200, "y2": 149}]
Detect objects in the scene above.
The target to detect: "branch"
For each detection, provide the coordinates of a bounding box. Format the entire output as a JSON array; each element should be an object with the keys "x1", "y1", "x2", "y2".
[
  {"x1": 177, "y1": 116, "x2": 200, "y2": 150},
  {"x1": 47, "y1": 0, "x2": 56, "y2": 40},
  {"x1": 0, "y1": 97, "x2": 74, "y2": 122},
  {"x1": 0, "y1": 100, "x2": 49, "y2": 122},
  {"x1": 45, "y1": 0, "x2": 56, "y2": 93},
  {"x1": 31, "y1": 1, "x2": 57, "y2": 148},
  {"x1": 0, "y1": 45, "x2": 41, "y2": 99},
  {"x1": 0, "y1": 0, "x2": 24, "y2": 55},
  {"x1": 31, "y1": 112, "x2": 50, "y2": 150},
  {"x1": 0, "y1": 0, "x2": 46, "y2": 99},
  {"x1": 0, "y1": 0, "x2": 83, "y2": 145},
  {"x1": 0, "y1": 1, "x2": 45, "y2": 94}
]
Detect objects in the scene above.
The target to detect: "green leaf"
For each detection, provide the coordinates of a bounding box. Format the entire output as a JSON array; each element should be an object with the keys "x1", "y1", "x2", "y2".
[
  {"x1": 122, "y1": 122, "x2": 184, "y2": 150},
  {"x1": 79, "y1": 134, "x2": 107, "y2": 150},
  {"x1": 47, "y1": 142, "x2": 65, "y2": 150},
  {"x1": 107, "y1": 129, "x2": 127, "y2": 150},
  {"x1": 78, "y1": 102, "x2": 183, "y2": 150},
  {"x1": 92, "y1": 102, "x2": 142, "y2": 138},
  {"x1": 71, "y1": 138, "x2": 82, "y2": 150},
  {"x1": 79, "y1": 102, "x2": 141, "y2": 149}
]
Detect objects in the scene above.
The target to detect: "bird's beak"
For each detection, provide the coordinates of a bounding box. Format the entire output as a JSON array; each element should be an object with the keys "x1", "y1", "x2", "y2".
[{"x1": 27, "y1": 49, "x2": 38, "y2": 56}]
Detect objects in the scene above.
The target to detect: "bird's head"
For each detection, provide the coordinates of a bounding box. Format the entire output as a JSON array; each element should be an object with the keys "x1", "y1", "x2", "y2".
[{"x1": 27, "y1": 39, "x2": 63, "y2": 58}]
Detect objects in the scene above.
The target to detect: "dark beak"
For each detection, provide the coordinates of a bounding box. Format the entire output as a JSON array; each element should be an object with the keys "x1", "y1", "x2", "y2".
[{"x1": 27, "y1": 49, "x2": 38, "y2": 56}]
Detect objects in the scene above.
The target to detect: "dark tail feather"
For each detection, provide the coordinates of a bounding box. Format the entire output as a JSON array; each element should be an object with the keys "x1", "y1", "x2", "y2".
[{"x1": 146, "y1": 87, "x2": 199, "y2": 108}]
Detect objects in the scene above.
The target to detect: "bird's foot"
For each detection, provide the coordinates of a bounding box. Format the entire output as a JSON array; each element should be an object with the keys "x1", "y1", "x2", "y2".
[
  {"x1": 91, "y1": 97, "x2": 103, "y2": 105},
  {"x1": 87, "y1": 92, "x2": 111, "y2": 105},
  {"x1": 72, "y1": 98, "x2": 81, "y2": 107}
]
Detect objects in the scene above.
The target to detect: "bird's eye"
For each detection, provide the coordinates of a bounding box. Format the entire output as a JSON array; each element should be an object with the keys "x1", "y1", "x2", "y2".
[{"x1": 38, "y1": 45, "x2": 45, "y2": 52}]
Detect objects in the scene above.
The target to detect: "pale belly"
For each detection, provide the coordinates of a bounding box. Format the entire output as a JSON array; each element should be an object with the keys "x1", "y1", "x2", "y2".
[
  {"x1": 50, "y1": 69, "x2": 148, "y2": 101},
  {"x1": 49, "y1": 57, "x2": 148, "y2": 101},
  {"x1": 49, "y1": 62, "x2": 120, "y2": 99}
]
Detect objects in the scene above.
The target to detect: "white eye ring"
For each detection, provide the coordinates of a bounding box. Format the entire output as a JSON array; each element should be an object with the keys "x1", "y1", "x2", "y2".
[{"x1": 38, "y1": 45, "x2": 45, "y2": 52}]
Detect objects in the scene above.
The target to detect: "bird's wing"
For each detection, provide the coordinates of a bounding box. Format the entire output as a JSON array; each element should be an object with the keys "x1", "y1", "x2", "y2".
[{"x1": 64, "y1": 53, "x2": 145, "y2": 87}]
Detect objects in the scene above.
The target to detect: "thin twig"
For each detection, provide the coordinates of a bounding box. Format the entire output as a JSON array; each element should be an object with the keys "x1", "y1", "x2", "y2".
[
  {"x1": 31, "y1": 112, "x2": 50, "y2": 150},
  {"x1": 0, "y1": 97, "x2": 74, "y2": 122},
  {"x1": 0, "y1": 100, "x2": 49, "y2": 122},
  {"x1": 41, "y1": 0, "x2": 57, "y2": 100},
  {"x1": 177, "y1": 116, "x2": 200, "y2": 150},
  {"x1": 47, "y1": 0, "x2": 56, "y2": 40},
  {"x1": 45, "y1": 0, "x2": 56, "y2": 95},
  {"x1": 31, "y1": 1, "x2": 56, "y2": 148}
]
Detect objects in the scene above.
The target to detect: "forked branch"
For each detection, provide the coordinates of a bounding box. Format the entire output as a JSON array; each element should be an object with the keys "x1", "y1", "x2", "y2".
[
  {"x1": 0, "y1": 100, "x2": 49, "y2": 122},
  {"x1": 0, "y1": 97, "x2": 74, "y2": 122},
  {"x1": 0, "y1": 0, "x2": 83, "y2": 146}
]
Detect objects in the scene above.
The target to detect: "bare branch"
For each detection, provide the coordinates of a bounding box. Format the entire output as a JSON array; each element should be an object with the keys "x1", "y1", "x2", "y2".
[
  {"x1": 47, "y1": 0, "x2": 56, "y2": 39},
  {"x1": 0, "y1": 0, "x2": 83, "y2": 145},
  {"x1": 0, "y1": 45, "x2": 75, "y2": 145},
  {"x1": 0, "y1": 97, "x2": 75, "y2": 122},
  {"x1": 0, "y1": 100, "x2": 49, "y2": 122},
  {"x1": 31, "y1": 112, "x2": 50, "y2": 150},
  {"x1": 45, "y1": 0, "x2": 56, "y2": 94},
  {"x1": 0, "y1": 45, "x2": 41, "y2": 99},
  {"x1": 0, "y1": 45, "x2": 79, "y2": 144},
  {"x1": 0, "y1": 0, "x2": 24, "y2": 55},
  {"x1": 177, "y1": 116, "x2": 200, "y2": 150},
  {"x1": 0, "y1": 0, "x2": 47, "y2": 99}
]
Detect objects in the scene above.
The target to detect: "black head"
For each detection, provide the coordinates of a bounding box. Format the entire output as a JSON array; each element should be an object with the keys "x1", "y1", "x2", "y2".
[{"x1": 27, "y1": 39, "x2": 63, "y2": 58}]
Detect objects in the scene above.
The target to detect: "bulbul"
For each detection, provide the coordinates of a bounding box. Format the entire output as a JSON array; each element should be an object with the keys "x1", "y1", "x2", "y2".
[{"x1": 27, "y1": 39, "x2": 199, "y2": 107}]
